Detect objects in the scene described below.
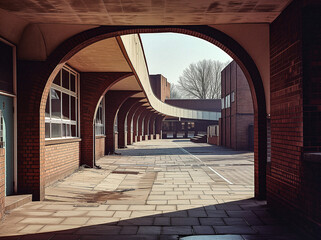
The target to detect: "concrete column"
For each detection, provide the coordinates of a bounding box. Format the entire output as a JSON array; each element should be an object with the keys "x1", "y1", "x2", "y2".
[
  {"x1": 126, "y1": 101, "x2": 144, "y2": 145},
  {"x1": 104, "y1": 91, "x2": 139, "y2": 154},
  {"x1": 117, "y1": 98, "x2": 142, "y2": 148}
]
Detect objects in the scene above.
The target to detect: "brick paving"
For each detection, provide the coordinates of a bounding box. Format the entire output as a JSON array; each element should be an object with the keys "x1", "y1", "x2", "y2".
[{"x1": 0, "y1": 139, "x2": 308, "y2": 239}]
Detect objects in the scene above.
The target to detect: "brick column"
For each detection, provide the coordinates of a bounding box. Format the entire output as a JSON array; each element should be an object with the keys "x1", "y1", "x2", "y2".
[
  {"x1": 133, "y1": 106, "x2": 146, "y2": 142},
  {"x1": 149, "y1": 113, "x2": 158, "y2": 140},
  {"x1": 138, "y1": 109, "x2": 149, "y2": 141},
  {"x1": 17, "y1": 61, "x2": 48, "y2": 201},
  {"x1": 126, "y1": 102, "x2": 144, "y2": 145},
  {"x1": 143, "y1": 111, "x2": 153, "y2": 140},
  {"x1": 105, "y1": 91, "x2": 139, "y2": 154},
  {"x1": 80, "y1": 72, "x2": 133, "y2": 167},
  {"x1": 155, "y1": 115, "x2": 166, "y2": 139},
  {"x1": 117, "y1": 98, "x2": 142, "y2": 148}
]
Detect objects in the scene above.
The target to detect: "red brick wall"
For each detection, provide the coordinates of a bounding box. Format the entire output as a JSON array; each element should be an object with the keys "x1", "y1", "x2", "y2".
[
  {"x1": 236, "y1": 64, "x2": 254, "y2": 114},
  {"x1": 45, "y1": 141, "x2": 80, "y2": 186},
  {"x1": 150, "y1": 74, "x2": 170, "y2": 102},
  {"x1": 0, "y1": 149, "x2": 5, "y2": 221},
  {"x1": 221, "y1": 61, "x2": 254, "y2": 151},
  {"x1": 269, "y1": 0, "x2": 303, "y2": 207},
  {"x1": 208, "y1": 136, "x2": 218, "y2": 145},
  {"x1": 236, "y1": 115, "x2": 254, "y2": 150},
  {"x1": 95, "y1": 136, "x2": 105, "y2": 160},
  {"x1": 268, "y1": 1, "x2": 321, "y2": 235}
]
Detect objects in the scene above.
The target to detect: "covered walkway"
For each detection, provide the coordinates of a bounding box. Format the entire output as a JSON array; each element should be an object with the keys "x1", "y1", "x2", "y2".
[{"x1": 0, "y1": 140, "x2": 306, "y2": 239}]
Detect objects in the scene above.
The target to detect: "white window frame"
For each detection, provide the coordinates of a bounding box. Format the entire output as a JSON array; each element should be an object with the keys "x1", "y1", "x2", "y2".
[
  {"x1": 95, "y1": 96, "x2": 105, "y2": 136},
  {"x1": 45, "y1": 66, "x2": 79, "y2": 139}
]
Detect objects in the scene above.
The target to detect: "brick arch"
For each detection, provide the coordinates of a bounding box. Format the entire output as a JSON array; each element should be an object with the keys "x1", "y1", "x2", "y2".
[
  {"x1": 79, "y1": 73, "x2": 134, "y2": 167},
  {"x1": 18, "y1": 25, "x2": 266, "y2": 200}
]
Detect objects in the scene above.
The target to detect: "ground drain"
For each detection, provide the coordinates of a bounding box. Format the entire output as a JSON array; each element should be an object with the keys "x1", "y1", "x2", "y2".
[{"x1": 111, "y1": 170, "x2": 139, "y2": 175}]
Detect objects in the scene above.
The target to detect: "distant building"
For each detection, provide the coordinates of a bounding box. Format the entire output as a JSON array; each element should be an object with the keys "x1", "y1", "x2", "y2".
[
  {"x1": 164, "y1": 99, "x2": 220, "y2": 138},
  {"x1": 149, "y1": 74, "x2": 219, "y2": 139},
  {"x1": 149, "y1": 74, "x2": 171, "y2": 102},
  {"x1": 219, "y1": 61, "x2": 254, "y2": 151}
]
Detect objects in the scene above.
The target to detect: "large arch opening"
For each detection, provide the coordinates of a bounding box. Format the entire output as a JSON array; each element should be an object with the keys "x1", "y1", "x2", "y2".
[{"x1": 37, "y1": 25, "x2": 266, "y2": 201}]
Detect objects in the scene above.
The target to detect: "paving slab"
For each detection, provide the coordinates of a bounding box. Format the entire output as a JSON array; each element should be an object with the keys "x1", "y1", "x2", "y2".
[{"x1": 0, "y1": 139, "x2": 309, "y2": 239}]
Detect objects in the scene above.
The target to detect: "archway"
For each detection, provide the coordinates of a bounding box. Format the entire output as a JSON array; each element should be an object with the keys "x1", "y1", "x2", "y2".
[{"x1": 19, "y1": 25, "x2": 266, "y2": 200}]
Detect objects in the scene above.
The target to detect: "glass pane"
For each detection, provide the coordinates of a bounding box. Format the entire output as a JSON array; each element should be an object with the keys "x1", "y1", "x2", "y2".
[
  {"x1": 71, "y1": 124, "x2": 77, "y2": 137},
  {"x1": 70, "y1": 74, "x2": 76, "y2": 92},
  {"x1": 51, "y1": 89, "x2": 61, "y2": 118},
  {"x1": 62, "y1": 123, "x2": 66, "y2": 137},
  {"x1": 71, "y1": 96, "x2": 76, "y2": 121},
  {"x1": 66, "y1": 124, "x2": 71, "y2": 136},
  {"x1": 96, "y1": 107, "x2": 101, "y2": 124},
  {"x1": 62, "y1": 93, "x2": 70, "y2": 119},
  {"x1": 45, "y1": 123, "x2": 50, "y2": 138},
  {"x1": 53, "y1": 71, "x2": 60, "y2": 85},
  {"x1": 45, "y1": 95, "x2": 50, "y2": 117},
  {"x1": 51, "y1": 123, "x2": 61, "y2": 138},
  {"x1": 62, "y1": 69, "x2": 69, "y2": 89}
]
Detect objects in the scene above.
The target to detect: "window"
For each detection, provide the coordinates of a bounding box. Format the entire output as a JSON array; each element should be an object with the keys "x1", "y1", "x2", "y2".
[
  {"x1": 225, "y1": 94, "x2": 231, "y2": 108},
  {"x1": 231, "y1": 91, "x2": 235, "y2": 103},
  {"x1": 114, "y1": 114, "x2": 118, "y2": 133},
  {"x1": 45, "y1": 67, "x2": 79, "y2": 139},
  {"x1": 95, "y1": 97, "x2": 105, "y2": 136},
  {"x1": 221, "y1": 98, "x2": 225, "y2": 109}
]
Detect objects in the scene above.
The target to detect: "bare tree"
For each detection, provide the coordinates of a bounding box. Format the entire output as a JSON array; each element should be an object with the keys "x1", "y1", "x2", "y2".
[
  {"x1": 169, "y1": 83, "x2": 181, "y2": 99},
  {"x1": 178, "y1": 59, "x2": 228, "y2": 99}
]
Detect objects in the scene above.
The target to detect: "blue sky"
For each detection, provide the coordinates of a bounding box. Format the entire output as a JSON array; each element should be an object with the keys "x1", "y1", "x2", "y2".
[{"x1": 140, "y1": 33, "x2": 232, "y2": 85}]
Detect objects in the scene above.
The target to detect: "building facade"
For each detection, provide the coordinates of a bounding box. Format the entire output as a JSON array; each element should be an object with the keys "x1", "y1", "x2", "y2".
[
  {"x1": 220, "y1": 61, "x2": 254, "y2": 151},
  {"x1": 163, "y1": 99, "x2": 220, "y2": 139}
]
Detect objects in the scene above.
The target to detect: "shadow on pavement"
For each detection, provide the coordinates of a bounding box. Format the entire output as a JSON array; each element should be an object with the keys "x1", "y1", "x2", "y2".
[{"x1": 0, "y1": 198, "x2": 309, "y2": 240}]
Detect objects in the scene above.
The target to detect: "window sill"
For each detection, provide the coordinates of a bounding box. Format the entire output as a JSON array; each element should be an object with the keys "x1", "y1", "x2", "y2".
[
  {"x1": 304, "y1": 152, "x2": 321, "y2": 164},
  {"x1": 45, "y1": 138, "x2": 81, "y2": 146},
  {"x1": 95, "y1": 135, "x2": 106, "y2": 139}
]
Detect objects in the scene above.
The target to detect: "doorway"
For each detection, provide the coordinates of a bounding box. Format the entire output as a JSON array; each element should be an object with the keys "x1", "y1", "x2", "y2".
[{"x1": 0, "y1": 95, "x2": 14, "y2": 195}]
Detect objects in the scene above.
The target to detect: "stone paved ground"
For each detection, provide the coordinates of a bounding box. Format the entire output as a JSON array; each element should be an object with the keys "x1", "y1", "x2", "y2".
[{"x1": 0, "y1": 139, "x2": 308, "y2": 239}]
